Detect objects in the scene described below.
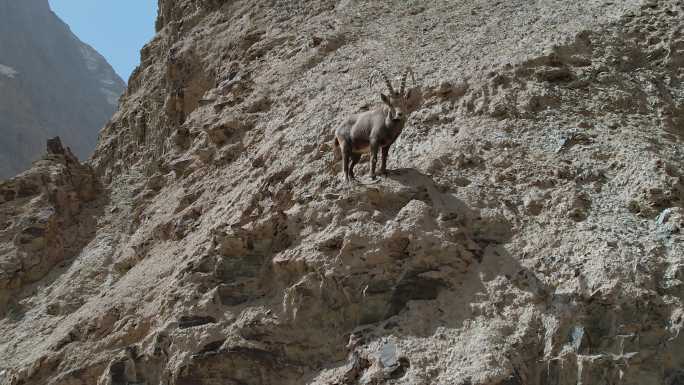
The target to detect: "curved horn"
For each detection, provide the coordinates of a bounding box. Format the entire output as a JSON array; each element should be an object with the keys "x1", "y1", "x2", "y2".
[
  {"x1": 382, "y1": 71, "x2": 395, "y2": 94},
  {"x1": 371, "y1": 69, "x2": 395, "y2": 94},
  {"x1": 400, "y1": 67, "x2": 416, "y2": 96}
]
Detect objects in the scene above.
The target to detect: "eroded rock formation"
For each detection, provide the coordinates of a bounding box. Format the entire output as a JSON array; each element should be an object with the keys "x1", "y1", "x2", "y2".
[
  {"x1": 1, "y1": 0, "x2": 683, "y2": 384},
  {"x1": 0, "y1": 137, "x2": 99, "y2": 316}
]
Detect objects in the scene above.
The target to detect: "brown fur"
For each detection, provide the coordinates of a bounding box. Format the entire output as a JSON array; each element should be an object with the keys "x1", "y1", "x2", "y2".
[{"x1": 333, "y1": 69, "x2": 421, "y2": 182}]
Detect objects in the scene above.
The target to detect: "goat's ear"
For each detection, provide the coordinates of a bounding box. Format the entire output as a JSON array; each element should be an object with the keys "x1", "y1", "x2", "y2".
[{"x1": 380, "y1": 93, "x2": 390, "y2": 105}]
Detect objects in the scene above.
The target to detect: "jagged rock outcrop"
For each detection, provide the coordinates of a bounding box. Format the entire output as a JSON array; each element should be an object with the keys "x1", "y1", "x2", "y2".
[
  {"x1": 0, "y1": 0, "x2": 125, "y2": 179},
  {"x1": 1, "y1": 0, "x2": 684, "y2": 384},
  {"x1": 0, "y1": 137, "x2": 99, "y2": 317}
]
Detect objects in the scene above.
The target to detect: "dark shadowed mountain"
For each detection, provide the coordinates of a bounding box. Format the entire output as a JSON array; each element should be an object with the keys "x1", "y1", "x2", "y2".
[{"x1": 0, "y1": 0, "x2": 125, "y2": 179}]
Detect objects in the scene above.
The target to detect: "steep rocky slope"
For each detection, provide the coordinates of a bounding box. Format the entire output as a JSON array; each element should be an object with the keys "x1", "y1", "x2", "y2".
[
  {"x1": 1, "y1": 0, "x2": 684, "y2": 384},
  {"x1": 0, "y1": 0, "x2": 125, "y2": 179}
]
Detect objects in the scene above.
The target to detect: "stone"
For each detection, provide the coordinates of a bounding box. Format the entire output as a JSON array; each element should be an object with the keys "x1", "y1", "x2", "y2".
[{"x1": 379, "y1": 341, "x2": 398, "y2": 369}]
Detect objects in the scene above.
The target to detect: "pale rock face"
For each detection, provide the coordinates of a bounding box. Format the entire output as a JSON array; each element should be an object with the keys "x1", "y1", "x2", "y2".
[
  {"x1": 0, "y1": 0, "x2": 125, "y2": 180},
  {"x1": 2, "y1": 0, "x2": 684, "y2": 384}
]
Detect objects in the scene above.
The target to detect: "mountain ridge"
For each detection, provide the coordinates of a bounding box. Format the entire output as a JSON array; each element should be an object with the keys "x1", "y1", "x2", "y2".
[{"x1": 0, "y1": 0, "x2": 125, "y2": 179}]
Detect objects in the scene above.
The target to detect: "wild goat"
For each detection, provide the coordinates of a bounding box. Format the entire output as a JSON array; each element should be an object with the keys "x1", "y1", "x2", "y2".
[{"x1": 333, "y1": 68, "x2": 420, "y2": 182}]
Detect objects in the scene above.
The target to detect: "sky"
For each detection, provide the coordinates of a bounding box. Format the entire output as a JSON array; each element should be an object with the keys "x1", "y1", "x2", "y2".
[{"x1": 48, "y1": 0, "x2": 158, "y2": 82}]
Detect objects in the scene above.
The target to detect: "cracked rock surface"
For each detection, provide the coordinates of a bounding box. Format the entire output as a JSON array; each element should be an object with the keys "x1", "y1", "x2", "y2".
[{"x1": 1, "y1": 0, "x2": 683, "y2": 384}]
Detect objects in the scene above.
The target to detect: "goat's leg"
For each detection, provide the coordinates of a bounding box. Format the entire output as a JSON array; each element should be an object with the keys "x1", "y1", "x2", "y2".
[
  {"x1": 370, "y1": 142, "x2": 379, "y2": 179},
  {"x1": 380, "y1": 146, "x2": 390, "y2": 175},
  {"x1": 349, "y1": 153, "x2": 361, "y2": 180},
  {"x1": 341, "y1": 142, "x2": 352, "y2": 182}
]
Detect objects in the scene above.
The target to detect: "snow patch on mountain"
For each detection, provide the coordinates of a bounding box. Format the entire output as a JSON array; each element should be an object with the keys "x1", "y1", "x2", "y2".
[{"x1": 0, "y1": 64, "x2": 18, "y2": 78}]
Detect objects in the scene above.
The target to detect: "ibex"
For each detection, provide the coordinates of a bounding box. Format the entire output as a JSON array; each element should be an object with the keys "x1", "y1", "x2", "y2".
[{"x1": 333, "y1": 68, "x2": 420, "y2": 182}]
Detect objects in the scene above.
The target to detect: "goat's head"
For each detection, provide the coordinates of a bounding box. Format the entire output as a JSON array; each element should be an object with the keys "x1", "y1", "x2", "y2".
[{"x1": 375, "y1": 68, "x2": 418, "y2": 122}]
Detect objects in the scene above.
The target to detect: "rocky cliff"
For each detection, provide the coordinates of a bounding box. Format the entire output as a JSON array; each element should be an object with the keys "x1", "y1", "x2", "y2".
[
  {"x1": 0, "y1": 0, "x2": 125, "y2": 179},
  {"x1": 1, "y1": 0, "x2": 684, "y2": 384}
]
